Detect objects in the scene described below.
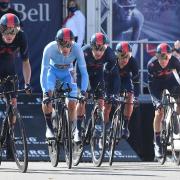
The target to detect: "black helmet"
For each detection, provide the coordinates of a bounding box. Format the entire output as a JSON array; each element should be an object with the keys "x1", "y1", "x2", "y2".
[
  {"x1": 0, "y1": 13, "x2": 20, "y2": 34},
  {"x1": 156, "y1": 43, "x2": 172, "y2": 54},
  {"x1": 55, "y1": 28, "x2": 74, "y2": 43},
  {"x1": 115, "y1": 41, "x2": 132, "y2": 58},
  {"x1": 117, "y1": 0, "x2": 136, "y2": 7},
  {"x1": 90, "y1": 32, "x2": 108, "y2": 47}
]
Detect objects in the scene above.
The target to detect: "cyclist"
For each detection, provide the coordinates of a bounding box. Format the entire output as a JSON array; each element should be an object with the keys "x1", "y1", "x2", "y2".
[
  {"x1": 107, "y1": 41, "x2": 139, "y2": 139},
  {"x1": 147, "y1": 43, "x2": 180, "y2": 158},
  {"x1": 40, "y1": 28, "x2": 89, "y2": 142},
  {"x1": 0, "y1": 13, "x2": 31, "y2": 159},
  {"x1": 76, "y1": 32, "x2": 120, "y2": 143}
]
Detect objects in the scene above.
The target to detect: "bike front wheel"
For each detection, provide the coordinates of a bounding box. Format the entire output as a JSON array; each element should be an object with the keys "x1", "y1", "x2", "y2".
[
  {"x1": 9, "y1": 109, "x2": 28, "y2": 173},
  {"x1": 62, "y1": 107, "x2": 72, "y2": 169},
  {"x1": 90, "y1": 107, "x2": 106, "y2": 167}
]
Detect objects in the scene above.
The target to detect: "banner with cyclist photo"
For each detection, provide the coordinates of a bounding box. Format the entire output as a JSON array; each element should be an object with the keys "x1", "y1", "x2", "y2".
[
  {"x1": 11, "y1": 0, "x2": 63, "y2": 92},
  {"x1": 112, "y1": 0, "x2": 180, "y2": 41}
]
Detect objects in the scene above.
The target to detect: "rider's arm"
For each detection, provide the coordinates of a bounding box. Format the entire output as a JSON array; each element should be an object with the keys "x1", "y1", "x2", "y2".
[
  {"x1": 40, "y1": 44, "x2": 51, "y2": 93},
  {"x1": 105, "y1": 48, "x2": 120, "y2": 95},
  {"x1": 22, "y1": 59, "x2": 31, "y2": 85},
  {"x1": 76, "y1": 45, "x2": 89, "y2": 92}
]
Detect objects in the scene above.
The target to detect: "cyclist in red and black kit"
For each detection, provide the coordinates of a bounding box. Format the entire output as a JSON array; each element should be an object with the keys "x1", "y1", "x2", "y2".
[
  {"x1": 107, "y1": 41, "x2": 140, "y2": 139},
  {"x1": 147, "y1": 43, "x2": 180, "y2": 158},
  {"x1": 0, "y1": 13, "x2": 31, "y2": 159},
  {"x1": 76, "y1": 32, "x2": 120, "y2": 143}
]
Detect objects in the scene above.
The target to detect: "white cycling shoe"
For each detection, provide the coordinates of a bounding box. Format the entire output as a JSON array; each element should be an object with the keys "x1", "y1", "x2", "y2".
[{"x1": 46, "y1": 127, "x2": 55, "y2": 139}]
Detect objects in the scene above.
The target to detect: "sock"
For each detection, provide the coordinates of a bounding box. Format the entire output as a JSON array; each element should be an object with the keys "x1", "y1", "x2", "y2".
[
  {"x1": 123, "y1": 116, "x2": 129, "y2": 129},
  {"x1": 77, "y1": 115, "x2": 84, "y2": 132},
  {"x1": 155, "y1": 132, "x2": 160, "y2": 145},
  {"x1": 44, "y1": 113, "x2": 53, "y2": 130}
]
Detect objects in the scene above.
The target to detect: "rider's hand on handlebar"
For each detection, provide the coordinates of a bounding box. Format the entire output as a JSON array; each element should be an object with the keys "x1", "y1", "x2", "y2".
[{"x1": 79, "y1": 90, "x2": 87, "y2": 103}]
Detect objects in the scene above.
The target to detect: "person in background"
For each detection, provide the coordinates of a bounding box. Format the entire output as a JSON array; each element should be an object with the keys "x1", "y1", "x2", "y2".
[
  {"x1": 0, "y1": 0, "x2": 23, "y2": 27},
  {"x1": 63, "y1": 0, "x2": 85, "y2": 47},
  {"x1": 172, "y1": 40, "x2": 180, "y2": 60}
]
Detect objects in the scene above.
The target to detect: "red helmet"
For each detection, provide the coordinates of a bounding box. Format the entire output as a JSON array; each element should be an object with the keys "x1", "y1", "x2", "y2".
[
  {"x1": 90, "y1": 32, "x2": 108, "y2": 47},
  {"x1": 156, "y1": 43, "x2": 172, "y2": 54},
  {"x1": 115, "y1": 41, "x2": 132, "y2": 58},
  {"x1": 0, "y1": 13, "x2": 20, "y2": 34},
  {"x1": 55, "y1": 28, "x2": 74, "y2": 42}
]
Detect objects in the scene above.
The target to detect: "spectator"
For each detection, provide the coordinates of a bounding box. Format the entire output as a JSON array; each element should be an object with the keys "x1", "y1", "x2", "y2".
[
  {"x1": 0, "y1": 0, "x2": 23, "y2": 27},
  {"x1": 63, "y1": 0, "x2": 85, "y2": 47}
]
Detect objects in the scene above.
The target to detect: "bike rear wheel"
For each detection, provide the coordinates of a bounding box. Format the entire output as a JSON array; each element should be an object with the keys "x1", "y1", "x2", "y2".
[
  {"x1": 9, "y1": 109, "x2": 28, "y2": 173},
  {"x1": 90, "y1": 106, "x2": 106, "y2": 167},
  {"x1": 159, "y1": 115, "x2": 170, "y2": 165},
  {"x1": 72, "y1": 117, "x2": 92, "y2": 166},
  {"x1": 171, "y1": 113, "x2": 180, "y2": 165}
]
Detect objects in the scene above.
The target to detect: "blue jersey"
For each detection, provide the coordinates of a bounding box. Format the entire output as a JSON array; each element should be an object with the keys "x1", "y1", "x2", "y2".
[{"x1": 40, "y1": 41, "x2": 89, "y2": 93}]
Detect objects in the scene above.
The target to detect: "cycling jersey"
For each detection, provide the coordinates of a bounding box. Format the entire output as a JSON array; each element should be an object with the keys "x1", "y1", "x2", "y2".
[
  {"x1": 148, "y1": 56, "x2": 180, "y2": 81},
  {"x1": 117, "y1": 56, "x2": 139, "y2": 97},
  {"x1": 77, "y1": 45, "x2": 120, "y2": 97},
  {"x1": 148, "y1": 55, "x2": 180, "y2": 107},
  {"x1": 0, "y1": 30, "x2": 29, "y2": 98},
  {"x1": 40, "y1": 41, "x2": 88, "y2": 94},
  {"x1": 0, "y1": 30, "x2": 29, "y2": 78}
]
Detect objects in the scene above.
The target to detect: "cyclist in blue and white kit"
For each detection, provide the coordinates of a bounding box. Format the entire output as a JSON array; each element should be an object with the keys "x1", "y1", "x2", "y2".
[{"x1": 40, "y1": 28, "x2": 89, "y2": 141}]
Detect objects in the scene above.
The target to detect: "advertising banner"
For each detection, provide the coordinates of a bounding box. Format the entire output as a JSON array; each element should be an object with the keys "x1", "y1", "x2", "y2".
[{"x1": 11, "y1": 0, "x2": 63, "y2": 92}]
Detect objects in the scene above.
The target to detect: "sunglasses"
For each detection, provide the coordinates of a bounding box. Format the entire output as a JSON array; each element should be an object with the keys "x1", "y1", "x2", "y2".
[
  {"x1": 58, "y1": 41, "x2": 72, "y2": 48},
  {"x1": 117, "y1": 52, "x2": 129, "y2": 60},
  {"x1": 92, "y1": 45, "x2": 106, "y2": 52},
  {"x1": 2, "y1": 28, "x2": 18, "y2": 35},
  {"x1": 157, "y1": 53, "x2": 169, "y2": 60}
]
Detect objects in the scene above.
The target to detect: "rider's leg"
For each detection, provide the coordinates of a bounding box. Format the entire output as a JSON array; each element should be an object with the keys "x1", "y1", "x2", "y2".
[
  {"x1": 122, "y1": 92, "x2": 134, "y2": 139},
  {"x1": 42, "y1": 91, "x2": 54, "y2": 138}
]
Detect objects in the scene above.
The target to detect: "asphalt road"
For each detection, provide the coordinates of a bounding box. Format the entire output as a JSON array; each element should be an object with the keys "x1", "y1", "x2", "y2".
[{"x1": 0, "y1": 161, "x2": 180, "y2": 180}]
